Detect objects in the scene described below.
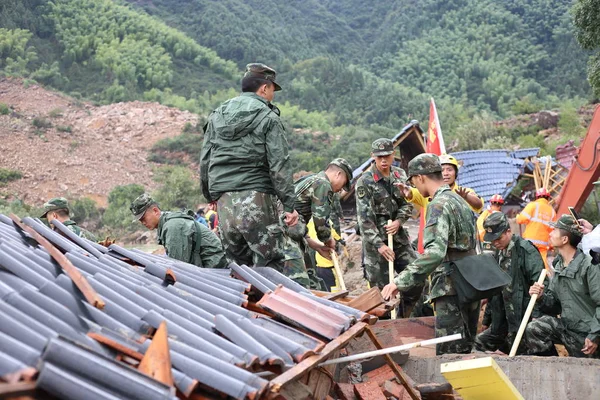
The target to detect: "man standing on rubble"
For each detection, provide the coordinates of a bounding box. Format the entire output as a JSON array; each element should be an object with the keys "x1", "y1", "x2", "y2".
[
  {"x1": 41, "y1": 197, "x2": 97, "y2": 241},
  {"x1": 382, "y1": 153, "x2": 480, "y2": 354},
  {"x1": 356, "y1": 139, "x2": 419, "y2": 317},
  {"x1": 200, "y1": 63, "x2": 300, "y2": 271},
  {"x1": 404, "y1": 154, "x2": 484, "y2": 213},
  {"x1": 517, "y1": 188, "x2": 556, "y2": 270},
  {"x1": 130, "y1": 193, "x2": 228, "y2": 269},
  {"x1": 474, "y1": 212, "x2": 544, "y2": 354},
  {"x1": 525, "y1": 215, "x2": 600, "y2": 358}
]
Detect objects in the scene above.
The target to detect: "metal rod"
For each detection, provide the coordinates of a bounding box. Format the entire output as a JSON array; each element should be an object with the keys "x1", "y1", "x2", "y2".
[
  {"x1": 318, "y1": 333, "x2": 463, "y2": 366},
  {"x1": 388, "y1": 219, "x2": 396, "y2": 319}
]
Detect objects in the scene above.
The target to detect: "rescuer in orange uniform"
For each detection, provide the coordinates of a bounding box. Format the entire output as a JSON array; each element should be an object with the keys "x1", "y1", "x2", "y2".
[
  {"x1": 516, "y1": 188, "x2": 556, "y2": 270},
  {"x1": 477, "y1": 194, "x2": 504, "y2": 241}
]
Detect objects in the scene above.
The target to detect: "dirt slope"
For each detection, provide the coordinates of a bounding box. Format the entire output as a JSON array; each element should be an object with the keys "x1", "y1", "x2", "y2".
[{"x1": 0, "y1": 78, "x2": 199, "y2": 207}]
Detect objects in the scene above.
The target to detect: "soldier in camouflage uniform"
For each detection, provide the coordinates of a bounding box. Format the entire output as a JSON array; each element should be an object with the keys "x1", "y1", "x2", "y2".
[
  {"x1": 525, "y1": 215, "x2": 600, "y2": 358},
  {"x1": 382, "y1": 153, "x2": 480, "y2": 354},
  {"x1": 330, "y1": 193, "x2": 343, "y2": 235},
  {"x1": 41, "y1": 197, "x2": 97, "y2": 241},
  {"x1": 130, "y1": 194, "x2": 228, "y2": 269},
  {"x1": 200, "y1": 63, "x2": 302, "y2": 277},
  {"x1": 356, "y1": 139, "x2": 419, "y2": 317},
  {"x1": 474, "y1": 212, "x2": 545, "y2": 354},
  {"x1": 293, "y1": 158, "x2": 352, "y2": 289}
]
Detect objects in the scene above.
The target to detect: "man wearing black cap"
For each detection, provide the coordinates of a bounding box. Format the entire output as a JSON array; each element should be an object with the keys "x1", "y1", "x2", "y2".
[
  {"x1": 474, "y1": 212, "x2": 545, "y2": 354},
  {"x1": 526, "y1": 215, "x2": 600, "y2": 358},
  {"x1": 200, "y1": 63, "x2": 300, "y2": 272}
]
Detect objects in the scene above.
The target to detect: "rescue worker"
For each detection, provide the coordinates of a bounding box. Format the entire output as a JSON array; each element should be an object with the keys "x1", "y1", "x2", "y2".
[
  {"x1": 404, "y1": 154, "x2": 484, "y2": 213},
  {"x1": 307, "y1": 217, "x2": 343, "y2": 292},
  {"x1": 526, "y1": 215, "x2": 600, "y2": 358},
  {"x1": 516, "y1": 188, "x2": 556, "y2": 270},
  {"x1": 293, "y1": 159, "x2": 352, "y2": 255},
  {"x1": 383, "y1": 153, "x2": 480, "y2": 354},
  {"x1": 204, "y1": 202, "x2": 218, "y2": 233},
  {"x1": 474, "y1": 212, "x2": 545, "y2": 354},
  {"x1": 477, "y1": 194, "x2": 504, "y2": 251},
  {"x1": 356, "y1": 139, "x2": 419, "y2": 317},
  {"x1": 200, "y1": 63, "x2": 300, "y2": 272},
  {"x1": 41, "y1": 197, "x2": 97, "y2": 241},
  {"x1": 130, "y1": 193, "x2": 228, "y2": 269}
]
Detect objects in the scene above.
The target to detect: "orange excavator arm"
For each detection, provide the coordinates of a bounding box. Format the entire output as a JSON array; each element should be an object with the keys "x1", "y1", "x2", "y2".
[{"x1": 555, "y1": 105, "x2": 600, "y2": 215}]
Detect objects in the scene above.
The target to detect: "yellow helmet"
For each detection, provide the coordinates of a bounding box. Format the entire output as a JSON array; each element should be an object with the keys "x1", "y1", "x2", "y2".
[{"x1": 439, "y1": 154, "x2": 459, "y2": 169}]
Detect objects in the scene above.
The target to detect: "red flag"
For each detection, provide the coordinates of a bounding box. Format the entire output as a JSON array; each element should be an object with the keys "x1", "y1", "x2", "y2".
[{"x1": 418, "y1": 98, "x2": 446, "y2": 253}]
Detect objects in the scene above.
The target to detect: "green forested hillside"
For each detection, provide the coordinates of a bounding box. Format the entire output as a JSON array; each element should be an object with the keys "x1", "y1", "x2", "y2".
[{"x1": 0, "y1": 0, "x2": 596, "y2": 172}]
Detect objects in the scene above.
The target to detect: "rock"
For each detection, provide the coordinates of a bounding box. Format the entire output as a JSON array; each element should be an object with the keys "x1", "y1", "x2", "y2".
[{"x1": 536, "y1": 110, "x2": 559, "y2": 129}]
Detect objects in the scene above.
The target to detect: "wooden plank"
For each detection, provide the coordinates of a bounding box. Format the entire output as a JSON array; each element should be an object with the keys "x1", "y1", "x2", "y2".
[
  {"x1": 441, "y1": 357, "x2": 524, "y2": 400},
  {"x1": 137, "y1": 321, "x2": 173, "y2": 387},
  {"x1": 347, "y1": 287, "x2": 385, "y2": 312},
  {"x1": 0, "y1": 382, "x2": 37, "y2": 396},
  {"x1": 9, "y1": 214, "x2": 105, "y2": 309},
  {"x1": 324, "y1": 290, "x2": 349, "y2": 301},
  {"x1": 269, "y1": 322, "x2": 368, "y2": 392}
]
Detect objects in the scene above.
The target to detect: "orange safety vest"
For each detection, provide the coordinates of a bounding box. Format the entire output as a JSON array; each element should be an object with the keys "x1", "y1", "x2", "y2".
[{"x1": 516, "y1": 198, "x2": 556, "y2": 249}]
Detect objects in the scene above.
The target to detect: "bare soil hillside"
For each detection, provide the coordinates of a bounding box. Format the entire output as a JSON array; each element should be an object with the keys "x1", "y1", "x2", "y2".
[{"x1": 0, "y1": 78, "x2": 199, "y2": 207}]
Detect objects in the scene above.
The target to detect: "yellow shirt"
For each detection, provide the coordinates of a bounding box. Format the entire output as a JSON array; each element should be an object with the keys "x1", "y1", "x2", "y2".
[
  {"x1": 409, "y1": 184, "x2": 484, "y2": 214},
  {"x1": 477, "y1": 209, "x2": 492, "y2": 241},
  {"x1": 307, "y1": 218, "x2": 341, "y2": 268}
]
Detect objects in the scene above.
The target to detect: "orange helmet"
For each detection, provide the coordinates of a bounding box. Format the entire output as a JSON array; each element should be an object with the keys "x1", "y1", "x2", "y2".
[
  {"x1": 535, "y1": 188, "x2": 550, "y2": 198},
  {"x1": 490, "y1": 194, "x2": 504, "y2": 204}
]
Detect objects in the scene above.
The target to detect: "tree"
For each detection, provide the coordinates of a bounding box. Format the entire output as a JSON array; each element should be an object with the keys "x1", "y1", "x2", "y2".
[{"x1": 572, "y1": 0, "x2": 600, "y2": 96}]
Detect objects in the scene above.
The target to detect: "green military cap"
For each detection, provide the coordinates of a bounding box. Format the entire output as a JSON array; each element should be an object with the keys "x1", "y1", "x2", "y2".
[
  {"x1": 41, "y1": 197, "x2": 69, "y2": 218},
  {"x1": 244, "y1": 63, "x2": 282, "y2": 91},
  {"x1": 407, "y1": 153, "x2": 442, "y2": 179},
  {"x1": 328, "y1": 158, "x2": 353, "y2": 192},
  {"x1": 550, "y1": 214, "x2": 583, "y2": 237},
  {"x1": 130, "y1": 193, "x2": 157, "y2": 221},
  {"x1": 371, "y1": 138, "x2": 394, "y2": 156},
  {"x1": 483, "y1": 211, "x2": 510, "y2": 242}
]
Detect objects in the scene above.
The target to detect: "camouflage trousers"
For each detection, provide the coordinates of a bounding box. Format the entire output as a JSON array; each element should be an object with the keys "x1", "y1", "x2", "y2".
[
  {"x1": 282, "y1": 235, "x2": 310, "y2": 288},
  {"x1": 434, "y1": 295, "x2": 480, "y2": 355},
  {"x1": 525, "y1": 315, "x2": 600, "y2": 358},
  {"x1": 365, "y1": 243, "x2": 422, "y2": 317},
  {"x1": 475, "y1": 326, "x2": 525, "y2": 355},
  {"x1": 217, "y1": 190, "x2": 287, "y2": 269}
]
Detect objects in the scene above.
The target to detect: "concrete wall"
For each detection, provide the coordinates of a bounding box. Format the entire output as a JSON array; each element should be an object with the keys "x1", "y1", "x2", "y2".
[{"x1": 402, "y1": 355, "x2": 600, "y2": 400}]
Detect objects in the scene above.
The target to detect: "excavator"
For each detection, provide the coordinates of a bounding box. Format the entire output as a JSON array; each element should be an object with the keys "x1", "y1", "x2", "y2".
[{"x1": 555, "y1": 105, "x2": 600, "y2": 216}]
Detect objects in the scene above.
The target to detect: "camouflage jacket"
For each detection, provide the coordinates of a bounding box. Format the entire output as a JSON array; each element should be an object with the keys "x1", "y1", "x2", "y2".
[
  {"x1": 294, "y1": 171, "x2": 334, "y2": 243},
  {"x1": 63, "y1": 220, "x2": 97, "y2": 242},
  {"x1": 539, "y1": 249, "x2": 600, "y2": 342},
  {"x1": 394, "y1": 185, "x2": 476, "y2": 299},
  {"x1": 355, "y1": 166, "x2": 413, "y2": 250},
  {"x1": 157, "y1": 211, "x2": 227, "y2": 269},
  {"x1": 482, "y1": 236, "x2": 544, "y2": 333},
  {"x1": 330, "y1": 193, "x2": 343, "y2": 234},
  {"x1": 200, "y1": 92, "x2": 295, "y2": 212}
]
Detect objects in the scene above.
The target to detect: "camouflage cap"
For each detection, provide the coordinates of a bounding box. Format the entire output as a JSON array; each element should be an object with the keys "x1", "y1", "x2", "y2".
[
  {"x1": 328, "y1": 158, "x2": 353, "y2": 191},
  {"x1": 407, "y1": 153, "x2": 442, "y2": 179},
  {"x1": 41, "y1": 197, "x2": 69, "y2": 218},
  {"x1": 550, "y1": 214, "x2": 583, "y2": 237},
  {"x1": 371, "y1": 138, "x2": 394, "y2": 156},
  {"x1": 483, "y1": 211, "x2": 510, "y2": 242},
  {"x1": 244, "y1": 63, "x2": 282, "y2": 91},
  {"x1": 130, "y1": 193, "x2": 157, "y2": 221}
]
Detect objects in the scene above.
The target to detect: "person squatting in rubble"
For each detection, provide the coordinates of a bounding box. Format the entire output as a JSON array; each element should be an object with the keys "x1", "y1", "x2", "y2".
[
  {"x1": 41, "y1": 197, "x2": 97, "y2": 242},
  {"x1": 130, "y1": 193, "x2": 228, "y2": 269},
  {"x1": 383, "y1": 153, "x2": 480, "y2": 354},
  {"x1": 199, "y1": 63, "x2": 309, "y2": 285},
  {"x1": 355, "y1": 138, "x2": 420, "y2": 318},
  {"x1": 525, "y1": 215, "x2": 600, "y2": 358},
  {"x1": 474, "y1": 212, "x2": 545, "y2": 354}
]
